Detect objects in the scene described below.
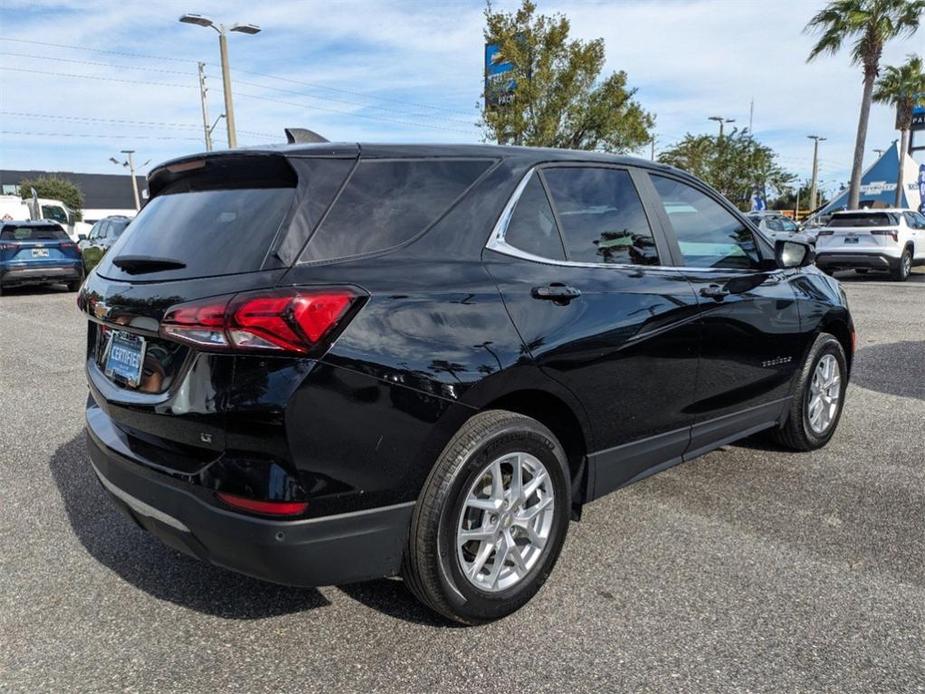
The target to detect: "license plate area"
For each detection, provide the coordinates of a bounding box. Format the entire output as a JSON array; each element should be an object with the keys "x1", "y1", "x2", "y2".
[
  {"x1": 104, "y1": 330, "x2": 146, "y2": 388},
  {"x1": 32, "y1": 247, "x2": 49, "y2": 257},
  {"x1": 844, "y1": 236, "x2": 859, "y2": 244}
]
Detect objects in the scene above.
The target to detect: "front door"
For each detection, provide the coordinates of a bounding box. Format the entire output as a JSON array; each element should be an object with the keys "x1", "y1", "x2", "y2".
[
  {"x1": 645, "y1": 172, "x2": 805, "y2": 457},
  {"x1": 484, "y1": 165, "x2": 700, "y2": 498}
]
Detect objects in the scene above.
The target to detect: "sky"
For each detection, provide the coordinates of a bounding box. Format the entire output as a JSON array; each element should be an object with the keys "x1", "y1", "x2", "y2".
[{"x1": 1, "y1": 0, "x2": 922, "y2": 198}]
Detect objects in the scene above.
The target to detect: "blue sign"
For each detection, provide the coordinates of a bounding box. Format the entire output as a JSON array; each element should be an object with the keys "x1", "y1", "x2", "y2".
[
  {"x1": 913, "y1": 102, "x2": 925, "y2": 131},
  {"x1": 485, "y1": 42, "x2": 516, "y2": 107},
  {"x1": 751, "y1": 192, "x2": 766, "y2": 212}
]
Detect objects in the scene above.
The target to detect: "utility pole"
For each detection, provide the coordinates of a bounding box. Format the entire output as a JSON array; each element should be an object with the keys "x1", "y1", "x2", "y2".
[
  {"x1": 748, "y1": 98, "x2": 754, "y2": 134},
  {"x1": 197, "y1": 62, "x2": 213, "y2": 151},
  {"x1": 650, "y1": 136, "x2": 656, "y2": 161},
  {"x1": 807, "y1": 135, "x2": 826, "y2": 212}
]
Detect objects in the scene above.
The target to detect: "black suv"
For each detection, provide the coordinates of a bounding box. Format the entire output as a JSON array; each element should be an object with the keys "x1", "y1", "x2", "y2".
[{"x1": 80, "y1": 144, "x2": 853, "y2": 624}]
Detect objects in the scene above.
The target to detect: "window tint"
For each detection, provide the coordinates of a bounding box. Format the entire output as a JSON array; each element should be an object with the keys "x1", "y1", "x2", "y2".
[
  {"x1": 903, "y1": 211, "x2": 925, "y2": 229},
  {"x1": 503, "y1": 175, "x2": 564, "y2": 260},
  {"x1": 96, "y1": 187, "x2": 295, "y2": 279},
  {"x1": 0, "y1": 224, "x2": 68, "y2": 241},
  {"x1": 829, "y1": 212, "x2": 897, "y2": 227},
  {"x1": 650, "y1": 174, "x2": 758, "y2": 269},
  {"x1": 88, "y1": 222, "x2": 101, "y2": 240},
  {"x1": 765, "y1": 217, "x2": 785, "y2": 232},
  {"x1": 303, "y1": 159, "x2": 493, "y2": 261},
  {"x1": 542, "y1": 167, "x2": 658, "y2": 265}
]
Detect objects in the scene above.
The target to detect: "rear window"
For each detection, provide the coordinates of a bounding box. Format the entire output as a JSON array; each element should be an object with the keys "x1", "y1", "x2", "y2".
[
  {"x1": 829, "y1": 212, "x2": 898, "y2": 227},
  {"x1": 97, "y1": 187, "x2": 295, "y2": 279},
  {"x1": 301, "y1": 158, "x2": 493, "y2": 261},
  {"x1": 1, "y1": 224, "x2": 68, "y2": 241}
]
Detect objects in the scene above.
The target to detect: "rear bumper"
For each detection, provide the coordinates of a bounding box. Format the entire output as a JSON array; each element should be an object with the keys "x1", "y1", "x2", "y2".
[
  {"x1": 1, "y1": 263, "x2": 81, "y2": 285},
  {"x1": 814, "y1": 252, "x2": 899, "y2": 272},
  {"x1": 85, "y1": 406, "x2": 414, "y2": 587}
]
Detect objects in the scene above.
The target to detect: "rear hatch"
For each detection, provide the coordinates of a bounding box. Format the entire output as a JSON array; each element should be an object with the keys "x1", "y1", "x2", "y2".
[
  {"x1": 815, "y1": 211, "x2": 901, "y2": 250},
  {"x1": 81, "y1": 149, "x2": 358, "y2": 472},
  {"x1": 0, "y1": 223, "x2": 79, "y2": 264}
]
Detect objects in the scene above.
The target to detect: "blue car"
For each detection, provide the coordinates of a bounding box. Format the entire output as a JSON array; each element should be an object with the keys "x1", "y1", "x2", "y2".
[{"x1": 0, "y1": 220, "x2": 84, "y2": 295}]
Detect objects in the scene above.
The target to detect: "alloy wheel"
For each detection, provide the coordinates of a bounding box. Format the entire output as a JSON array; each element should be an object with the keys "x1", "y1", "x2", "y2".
[
  {"x1": 807, "y1": 353, "x2": 841, "y2": 434},
  {"x1": 456, "y1": 451, "x2": 555, "y2": 592}
]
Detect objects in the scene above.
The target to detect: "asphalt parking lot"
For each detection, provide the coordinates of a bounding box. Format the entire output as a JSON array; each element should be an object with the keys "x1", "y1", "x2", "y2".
[{"x1": 1, "y1": 270, "x2": 923, "y2": 693}]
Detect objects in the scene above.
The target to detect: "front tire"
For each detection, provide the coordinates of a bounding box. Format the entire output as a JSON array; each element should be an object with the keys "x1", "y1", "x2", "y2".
[
  {"x1": 773, "y1": 333, "x2": 847, "y2": 451},
  {"x1": 402, "y1": 410, "x2": 571, "y2": 624}
]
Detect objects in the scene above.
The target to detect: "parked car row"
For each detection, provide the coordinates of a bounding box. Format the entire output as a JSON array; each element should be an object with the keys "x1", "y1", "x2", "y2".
[{"x1": 0, "y1": 214, "x2": 132, "y2": 294}]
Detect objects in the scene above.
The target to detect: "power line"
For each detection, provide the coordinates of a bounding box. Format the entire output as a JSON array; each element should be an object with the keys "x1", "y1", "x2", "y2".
[
  {"x1": 0, "y1": 51, "x2": 197, "y2": 77},
  {"x1": 0, "y1": 36, "x2": 476, "y2": 118},
  {"x1": 0, "y1": 129, "x2": 205, "y2": 141},
  {"x1": 234, "y1": 90, "x2": 475, "y2": 135},
  {"x1": 0, "y1": 66, "x2": 196, "y2": 89},
  {"x1": 0, "y1": 111, "x2": 278, "y2": 139}
]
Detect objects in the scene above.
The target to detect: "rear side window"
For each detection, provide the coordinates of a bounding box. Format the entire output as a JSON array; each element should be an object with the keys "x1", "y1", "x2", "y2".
[
  {"x1": 302, "y1": 159, "x2": 493, "y2": 261},
  {"x1": 504, "y1": 175, "x2": 564, "y2": 260},
  {"x1": 0, "y1": 224, "x2": 68, "y2": 241},
  {"x1": 542, "y1": 167, "x2": 659, "y2": 265},
  {"x1": 109, "y1": 219, "x2": 130, "y2": 239},
  {"x1": 829, "y1": 212, "x2": 897, "y2": 227},
  {"x1": 97, "y1": 187, "x2": 295, "y2": 279}
]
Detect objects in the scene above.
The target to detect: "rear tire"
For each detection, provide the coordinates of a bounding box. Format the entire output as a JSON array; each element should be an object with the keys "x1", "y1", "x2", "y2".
[
  {"x1": 402, "y1": 410, "x2": 571, "y2": 625},
  {"x1": 891, "y1": 248, "x2": 912, "y2": 282},
  {"x1": 772, "y1": 333, "x2": 847, "y2": 451}
]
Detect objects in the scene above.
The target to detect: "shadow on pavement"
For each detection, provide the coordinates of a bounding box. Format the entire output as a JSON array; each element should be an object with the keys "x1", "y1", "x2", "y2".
[
  {"x1": 0, "y1": 283, "x2": 74, "y2": 296},
  {"x1": 49, "y1": 433, "x2": 331, "y2": 619},
  {"x1": 49, "y1": 432, "x2": 449, "y2": 624},
  {"x1": 851, "y1": 341, "x2": 925, "y2": 400}
]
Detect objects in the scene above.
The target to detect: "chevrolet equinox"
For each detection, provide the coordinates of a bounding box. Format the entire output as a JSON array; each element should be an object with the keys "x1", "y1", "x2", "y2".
[{"x1": 80, "y1": 143, "x2": 854, "y2": 624}]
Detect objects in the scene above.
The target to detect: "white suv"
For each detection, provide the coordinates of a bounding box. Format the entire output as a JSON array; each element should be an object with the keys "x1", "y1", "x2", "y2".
[{"x1": 814, "y1": 209, "x2": 925, "y2": 281}]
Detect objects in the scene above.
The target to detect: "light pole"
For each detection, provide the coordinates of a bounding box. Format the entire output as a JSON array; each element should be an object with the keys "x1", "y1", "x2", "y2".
[
  {"x1": 179, "y1": 14, "x2": 261, "y2": 149},
  {"x1": 708, "y1": 115, "x2": 735, "y2": 139},
  {"x1": 872, "y1": 148, "x2": 884, "y2": 159},
  {"x1": 109, "y1": 151, "x2": 148, "y2": 211},
  {"x1": 807, "y1": 135, "x2": 826, "y2": 212}
]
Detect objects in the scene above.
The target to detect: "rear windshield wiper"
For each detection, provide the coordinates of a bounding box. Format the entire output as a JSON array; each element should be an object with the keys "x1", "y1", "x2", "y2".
[{"x1": 111, "y1": 255, "x2": 187, "y2": 274}]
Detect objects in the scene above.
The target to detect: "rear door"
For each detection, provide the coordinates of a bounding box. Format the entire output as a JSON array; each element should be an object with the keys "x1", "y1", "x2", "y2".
[
  {"x1": 815, "y1": 211, "x2": 902, "y2": 254},
  {"x1": 645, "y1": 172, "x2": 804, "y2": 457},
  {"x1": 485, "y1": 164, "x2": 700, "y2": 498}
]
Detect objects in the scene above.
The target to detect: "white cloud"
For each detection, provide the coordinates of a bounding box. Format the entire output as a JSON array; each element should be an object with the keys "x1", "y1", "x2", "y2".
[{"x1": 0, "y1": 0, "x2": 921, "y2": 195}]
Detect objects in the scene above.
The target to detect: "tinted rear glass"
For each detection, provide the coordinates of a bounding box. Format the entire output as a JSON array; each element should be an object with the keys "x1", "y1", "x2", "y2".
[
  {"x1": 1, "y1": 225, "x2": 68, "y2": 241},
  {"x1": 829, "y1": 212, "x2": 897, "y2": 227},
  {"x1": 97, "y1": 187, "x2": 295, "y2": 279},
  {"x1": 302, "y1": 159, "x2": 493, "y2": 261}
]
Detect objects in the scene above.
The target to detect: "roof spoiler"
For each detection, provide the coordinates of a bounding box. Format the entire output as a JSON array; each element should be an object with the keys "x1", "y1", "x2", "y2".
[{"x1": 285, "y1": 128, "x2": 329, "y2": 144}]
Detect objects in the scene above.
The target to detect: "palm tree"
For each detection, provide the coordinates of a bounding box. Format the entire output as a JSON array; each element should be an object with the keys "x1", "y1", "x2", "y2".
[
  {"x1": 874, "y1": 54, "x2": 925, "y2": 206},
  {"x1": 806, "y1": 0, "x2": 925, "y2": 209}
]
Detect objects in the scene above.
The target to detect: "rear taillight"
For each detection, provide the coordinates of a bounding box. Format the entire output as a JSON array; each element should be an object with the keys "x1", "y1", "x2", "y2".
[
  {"x1": 160, "y1": 287, "x2": 362, "y2": 354},
  {"x1": 0, "y1": 242, "x2": 15, "y2": 250},
  {"x1": 216, "y1": 492, "x2": 309, "y2": 517},
  {"x1": 871, "y1": 229, "x2": 899, "y2": 242},
  {"x1": 60, "y1": 242, "x2": 79, "y2": 252}
]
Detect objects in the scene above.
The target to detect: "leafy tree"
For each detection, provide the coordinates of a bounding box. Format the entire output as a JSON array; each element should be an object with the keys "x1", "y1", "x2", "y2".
[
  {"x1": 874, "y1": 53, "x2": 925, "y2": 206},
  {"x1": 805, "y1": 0, "x2": 925, "y2": 209},
  {"x1": 18, "y1": 175, "x2": 84, "y2": 220},
  {"x1": 657, "y1": 130, "x2": 795, "y2": 211},
  {"x1": 770, "y1": 179, "x2": 830, "y2": 212},
  {"x1": 481, "y1": 0, "x2": 654, "y2": 151}
]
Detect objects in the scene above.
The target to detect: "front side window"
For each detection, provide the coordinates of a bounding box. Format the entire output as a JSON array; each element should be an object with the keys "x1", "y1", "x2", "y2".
[
  {"x1": 542, "y1": 167, "x2": 659, "y2": 265},
  {"x1": 503, "y1": 175, "x2": 564, "y2": 260},
  {"x1": 650, "y1": 174, "x2": 758, "y2": 269},
  {"x1": 903, "y1": 212, "x2": 925, "y2": 230}
]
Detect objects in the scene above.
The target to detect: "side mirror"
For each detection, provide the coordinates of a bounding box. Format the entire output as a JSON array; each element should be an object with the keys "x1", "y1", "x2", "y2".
[{"x1": 776, "y1": 238, "x2": 814, "y2": 268}]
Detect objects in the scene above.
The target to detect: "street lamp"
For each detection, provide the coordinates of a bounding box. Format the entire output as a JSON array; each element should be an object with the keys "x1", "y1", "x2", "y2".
[
  {"x1": 179, "y1": 13, "x2": 261, "y2": 149},
  {"x1": 708, "y1": 115, "x2": 735, "y2": 139},
  {"x1": 110, "y1": 151, "x2": 149, "y2": 211},
  {"x1": 807, "y1": 135, "x2": 827, "y2": 211}
]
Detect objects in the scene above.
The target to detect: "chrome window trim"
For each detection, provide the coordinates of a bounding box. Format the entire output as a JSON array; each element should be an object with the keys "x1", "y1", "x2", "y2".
[{"x1": 485, "y1": 167, "x2": 755, "y2": 274}]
